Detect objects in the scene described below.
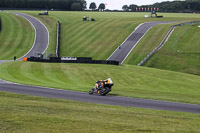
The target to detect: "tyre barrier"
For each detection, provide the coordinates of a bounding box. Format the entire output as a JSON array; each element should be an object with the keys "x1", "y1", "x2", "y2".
[{"x1": 27, "y1": 57, "x2": 119, "y2": 65}]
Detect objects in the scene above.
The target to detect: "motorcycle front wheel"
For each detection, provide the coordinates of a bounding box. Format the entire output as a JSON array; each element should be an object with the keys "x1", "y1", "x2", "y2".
[
  {"x1": 100, "y1": 87, "x2": 111, "y2": 96},
  {"x1": 89, "y1": 88, "x2": 94, "y2": 95}
]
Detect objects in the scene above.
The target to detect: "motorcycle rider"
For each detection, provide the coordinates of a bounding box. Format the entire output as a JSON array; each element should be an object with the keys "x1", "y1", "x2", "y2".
[
  {"x1": 95, "y1": 80, "x2": 104, "y2": 89},
  {"x1": 89, "y1": 78, "x2": 113, "y2": 95},
  {"x1": 94, "y1": 78, "x2": 111, "y2": 90}
]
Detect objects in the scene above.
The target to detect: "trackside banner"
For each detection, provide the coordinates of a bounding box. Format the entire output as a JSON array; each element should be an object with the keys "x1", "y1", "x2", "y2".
[
  {"x1": 27, "y1": 56, "x2": 119, "y2": 65},
  {"x1": 61, "y1": 57, "x2": 77, "y2": 61}
]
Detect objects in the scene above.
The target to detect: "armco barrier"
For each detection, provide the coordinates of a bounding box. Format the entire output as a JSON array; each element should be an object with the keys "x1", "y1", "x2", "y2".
[
  {"x1": 27, "y1": 57, "x2": 119, "y2": 65},
  {"x1": 56, "y1": 21, "x2": 60, "y2": 57},
  {"x1": 138, "y1": 21, "x2": 200, "y2": 66}
]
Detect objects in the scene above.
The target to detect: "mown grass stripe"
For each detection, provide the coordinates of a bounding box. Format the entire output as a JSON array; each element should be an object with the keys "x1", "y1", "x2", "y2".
[
  {"x1": 124, "y1": 24, "x2": 172, "y2": 65},
  {"x1": 1, "y1": 92, "x2": 200, "y2": 132},
  {"x1": 1, "y1": 61, "x2": 200, "y2": 104},
  {"x1": 0, "y1": 14, "x2": 14, "y2": 54},
  {"x1": 67, "y1": 19, "x2": 127, "y2": 59},
  {"x1": 20, "y1": 11, "x2": 200, "y2": 61},
  {"x1": 68, "y1": 20, "x2": 112, "y2": 56},
  {"x1": 2, "y1": 16, "x2": 23, "y2": 58},
  {"x1": 144, "y1": 24, "x2": 200, "y2": 75},
  {"x1": 0, "y1": 13, "x2": 34, "y2": 60},
  {"x1": 62, "y1": 19, "x2": 110, "y2": 56}
]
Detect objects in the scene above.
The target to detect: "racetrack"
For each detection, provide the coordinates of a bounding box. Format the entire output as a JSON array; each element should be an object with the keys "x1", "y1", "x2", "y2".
[
  {"x1": 0, "y1": 60, "x2": 11, "y2": 64},
  {"x1": 0, "y1": 13, "x2": 199, "y2": 114},
  {"x1": 107, "y1": 21, "x2": 176, "y2": 64},
  {"x1": 12, "y1": 12, "x2": 49, "y2": 60},
  {"x1": 0, "y1": 12, "x2": 49, "y2": 62},
  {"x1": 0, "y1": 82, "x2": 200, "y2": 114}
]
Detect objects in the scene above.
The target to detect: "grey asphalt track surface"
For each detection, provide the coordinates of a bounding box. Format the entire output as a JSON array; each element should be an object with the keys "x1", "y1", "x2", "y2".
[
  {"x1": 0, "y1": 60, "x2": 11, "y2": 64},
  {"x1": 0, "y1": 83, "x2": 200, "y2": 114},
  {"x1": 0, "y1": 12, "x2": 49, "y2": 62},
  {"x1": 12, "y1": 12, "x2": 49, "y2": 60},
  {"x1": 107, "y1": 21, "x2": 175, "y2": 64},
  {"x1": 1, "y1": 14, "x2": 199, "y2": 114}
]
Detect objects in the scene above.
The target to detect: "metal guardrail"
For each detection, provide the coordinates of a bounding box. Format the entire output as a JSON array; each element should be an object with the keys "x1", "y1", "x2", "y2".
[
  {"x1": 138, "y1": 21, "x2": 200, "y2": 66},
  {"x1": 56, "y1": 21, "x2": 60, "y2": 57}
]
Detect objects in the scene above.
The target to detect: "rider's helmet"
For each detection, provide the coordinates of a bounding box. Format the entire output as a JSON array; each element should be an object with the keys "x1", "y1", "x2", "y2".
[
  {"x1": 105, "y1": 78, "x2": 113, "y2": 84},
  {"x1": 108, "y1": 78, "x2": 111, "y2": 80}
]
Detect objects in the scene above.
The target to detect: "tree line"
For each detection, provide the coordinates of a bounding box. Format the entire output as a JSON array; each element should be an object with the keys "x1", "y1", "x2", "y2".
[
  {"x1": 89, "y1": 2, "x2": 105, "y2": 11},
  {"x1": 123, "y1": 0, "x2": 200, "y2": 13},
  {"x1": 0, "y1": 0, "x2": 87, "y2": 11}
]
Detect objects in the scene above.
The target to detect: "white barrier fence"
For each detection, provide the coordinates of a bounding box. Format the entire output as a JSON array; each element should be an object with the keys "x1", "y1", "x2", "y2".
[{"x1": 56, "y1": 21, "x2": 60, "y2": 57}]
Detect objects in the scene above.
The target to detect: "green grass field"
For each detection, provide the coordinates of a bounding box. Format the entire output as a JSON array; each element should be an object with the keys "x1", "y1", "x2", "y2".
[
  {"x1": 0, "y1": 11, "x2": 199, "y2": 104},
  {"x1": 143, "y1": 24, "x2": 200, "y2": 75},
  {"x1": 19, "y1": 11, "x2": 200, "y2": 60},
  {"x1": 0, "y1": 61, "x2": 200, "y2": 104},
  {"x1": 0, "y1": 92, "x2": 200, "y2": 133},
  {"x1": 124, "y1": 23, "x2": 200, "y2": 75},
  {"x1": 124, "y1": 23, "x2": 173, "y2": 65},
  {"x1": 17, "y1": 11, "x2": 200, "y2": 75},
  {"x1": 1, "y1": 11, "x2": 200, "y2": 132},
  {"x1": 0, "y1": 12, "x2": 34, "y2": 60}
]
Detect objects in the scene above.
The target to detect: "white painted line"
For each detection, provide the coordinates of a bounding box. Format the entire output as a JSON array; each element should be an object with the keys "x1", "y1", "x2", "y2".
[
  {"x1": 121, "y1": 26, "x2": 153, "y2": 64},
  {"x1": 12, "y1": 12, "x2": 49, "y2": 60},
  {"x1": 31, "y1": 15, "x2": 50, "y2": 55},
  {"x1": 107, "y1": 23, "x2": 144, "y2": 61},
  {"x1": 15, "y1": 13, "x2": 37, "y2": 60}
]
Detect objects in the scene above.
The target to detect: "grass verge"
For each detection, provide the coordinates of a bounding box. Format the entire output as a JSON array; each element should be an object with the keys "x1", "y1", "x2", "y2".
[
  {"x1": 0, "y1": 12, "x2": 34, "y2": 60},
  {"x1": 18, "y1": 11, "x2": 200, "y2": 60},
  {"x1": 0, "y1": 92, "x2": 200, "y2": 133},
  {"x1": 0, "y1": 61, "x2": 200, "y2": 104},
  {"x1": 143, "y1": 24, "x2": 200, "y2": 75},
  {"x1": 124, "y1": 23, "x2": 172, "y2": 65}
]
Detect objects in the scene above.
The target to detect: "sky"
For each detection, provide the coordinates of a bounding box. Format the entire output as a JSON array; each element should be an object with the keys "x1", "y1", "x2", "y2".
[{"x1": 86, "y1": 0, "x2": 175, "y2": 10}]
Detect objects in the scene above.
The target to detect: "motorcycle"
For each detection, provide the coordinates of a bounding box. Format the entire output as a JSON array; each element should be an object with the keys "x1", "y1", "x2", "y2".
[{"x1": 89, "y1": 78, "x2": 114, "y2": 96}]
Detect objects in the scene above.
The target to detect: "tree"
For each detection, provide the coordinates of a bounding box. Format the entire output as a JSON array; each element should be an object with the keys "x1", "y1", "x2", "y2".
[
  {"x1": 98, "y1": 3, "x2": 105, "y2": 11},
  {"x1": 0, "y1": 0, "x2": 87, "y2": 11},
  {"x1": 71, "y1": 2, "x2": 82, "y2": 11},
  {"x1": 89, "y1": 2, "x2": 96, "y2": 10},
  {"x1": 81, "y1": 0, "x2": 87, "y2": 10},
  {"x1": 129, "y1": 4, "x2": 137, "y2": 12},
  {"x1": 122, "y1": 5, "x2": 129, "y2": 11}
]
